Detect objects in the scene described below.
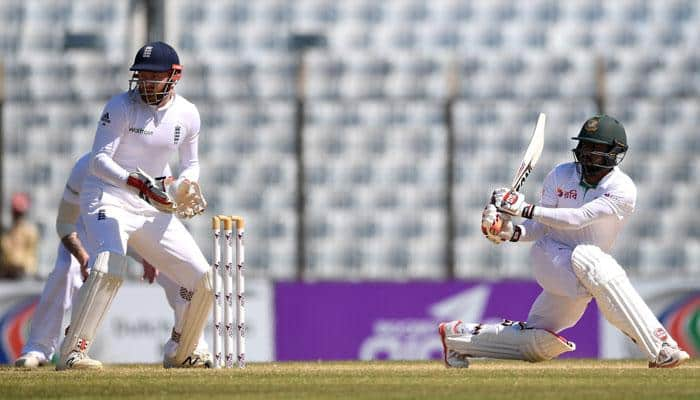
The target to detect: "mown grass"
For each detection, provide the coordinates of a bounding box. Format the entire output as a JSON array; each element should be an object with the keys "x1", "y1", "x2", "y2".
[{"x1": 1, "y1": 359, "x2": 698, "y2": 400}]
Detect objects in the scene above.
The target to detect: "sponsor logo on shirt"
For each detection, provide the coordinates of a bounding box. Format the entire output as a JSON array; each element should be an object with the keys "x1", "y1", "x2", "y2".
[
  {"x1": 128, "y1": 127, "x2": 154, "y2": 135},
  {"x1": 603, "y1": 192, "x2": 625, "y2": 202},
  {"x1": 100, "y1": 112, "x2": 111, "y2": 126},
  {"x1": 556, "y1": 187, "x2": 577, "y2": 199},
  {"x1": 97, "y1": 209, "x2": 106, "y2": 220}
]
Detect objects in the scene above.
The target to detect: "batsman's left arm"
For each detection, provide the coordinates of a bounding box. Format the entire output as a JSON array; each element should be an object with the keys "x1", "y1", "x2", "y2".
[
  {"x1": 531, "y1": 191, "x2": 635, "y2": 229},
  {"x1": 498, "y1": 192, "x2": 635, "y2": 230},
  {"x1": 529, "y1": 175, "x2": 635, "y2": 230}
]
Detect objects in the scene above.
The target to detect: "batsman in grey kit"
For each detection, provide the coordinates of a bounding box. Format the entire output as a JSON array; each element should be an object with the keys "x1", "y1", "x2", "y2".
[{"x1": 440, "y1": 114, "x2": 690, "y2": 368}]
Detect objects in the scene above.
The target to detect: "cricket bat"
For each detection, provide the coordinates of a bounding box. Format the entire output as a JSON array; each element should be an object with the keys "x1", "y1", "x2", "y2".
[{"x1": 511, "y1": 113, "x2": 546, "y2": 192}]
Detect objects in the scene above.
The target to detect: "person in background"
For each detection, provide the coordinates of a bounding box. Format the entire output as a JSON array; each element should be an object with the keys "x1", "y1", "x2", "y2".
[{"x1": 0, "y1": 192, "x2": 39, "y2": 279}]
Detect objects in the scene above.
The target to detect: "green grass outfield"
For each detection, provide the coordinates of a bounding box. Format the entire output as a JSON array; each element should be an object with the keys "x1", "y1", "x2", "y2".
[{"x1": 1, "y1": 359, "x2": 698, "y2": 400}]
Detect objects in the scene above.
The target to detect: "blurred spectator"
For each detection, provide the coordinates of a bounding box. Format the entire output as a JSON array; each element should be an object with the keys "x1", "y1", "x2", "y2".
[{"x1": 0, "y1": 192, "x2": 39, "y2": 279}]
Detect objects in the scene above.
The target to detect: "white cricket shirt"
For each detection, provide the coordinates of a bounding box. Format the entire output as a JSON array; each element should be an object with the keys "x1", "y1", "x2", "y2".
[
  {"x1": 82, "y1": 90, "x2": 201, "y2": 210},
  {"x1": 522, "y1": 162, "x2": 637, "y2": 252}
]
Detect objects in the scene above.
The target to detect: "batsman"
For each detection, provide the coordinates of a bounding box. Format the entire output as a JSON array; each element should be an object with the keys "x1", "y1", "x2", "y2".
[{"x1": 439, "y1": 114, "x2": 690, "y2": 368}]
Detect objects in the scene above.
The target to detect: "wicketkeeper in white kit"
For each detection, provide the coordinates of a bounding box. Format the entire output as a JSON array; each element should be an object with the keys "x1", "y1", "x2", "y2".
[
  {"x1": 439, "y1": 115, "x2": 690, "y2": 368},
  {"x1": 14, "y1": 153, "x2": 210, "y2": 369},
  {"x1": 57, "y1": 41, "x2": 210, "y2": 370}
]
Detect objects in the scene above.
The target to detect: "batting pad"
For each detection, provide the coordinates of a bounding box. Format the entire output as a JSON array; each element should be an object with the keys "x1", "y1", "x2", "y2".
[
  {"x1": 445, "y1": 321, "x2": 575, "y2": 362},
  {"x1": 173, "y1": 270, "x2": 214, "y2": 365},
  {"x1": 571, "y1": 245, "x2": 676, "y2": 361},
  {"x1": 59, "y1": 252, "x2": 124, "y2": 360}
]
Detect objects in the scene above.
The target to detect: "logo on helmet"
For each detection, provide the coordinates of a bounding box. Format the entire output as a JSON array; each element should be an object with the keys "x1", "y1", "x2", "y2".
[
  {"x1": 584, "y1": 118, "x2": 599, "y2": 133},
  {"x1": 143, "y1": 46, "x2": 153, "y2": 58}
]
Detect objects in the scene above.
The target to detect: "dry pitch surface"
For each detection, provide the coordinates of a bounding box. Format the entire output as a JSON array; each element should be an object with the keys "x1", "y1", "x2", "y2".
[{"x1": 1, "y1": 359, "x2": 698, "y2": 400}]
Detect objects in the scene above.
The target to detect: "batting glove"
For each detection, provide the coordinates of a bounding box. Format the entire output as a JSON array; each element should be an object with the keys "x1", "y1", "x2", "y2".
[
  {"x1": 494, "y1": 190, "x2": 535, "y2": 219},
  {"x1": 489, "y1": 187, "x2": 510, "y2": 205},
  {"x1": 481, "y1": 204, "x2": 521, "y2": 244}
]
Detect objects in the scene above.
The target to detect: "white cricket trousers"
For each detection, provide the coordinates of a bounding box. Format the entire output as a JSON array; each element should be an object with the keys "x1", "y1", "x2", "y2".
[
  {"x1": 526, "y1": 238, "x2": 594, "y2": 333},
  {"x1": 21, "y1": 243, "x2": 83, "y2": 359},
  {"x1": 81, "y1": 197, "x2": 209, "y2": 291}
]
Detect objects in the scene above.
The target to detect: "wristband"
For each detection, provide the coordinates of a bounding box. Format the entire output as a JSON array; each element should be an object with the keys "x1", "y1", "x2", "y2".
[{"x1": 510, "y1": 225, "x2": 522, "y2": 242}]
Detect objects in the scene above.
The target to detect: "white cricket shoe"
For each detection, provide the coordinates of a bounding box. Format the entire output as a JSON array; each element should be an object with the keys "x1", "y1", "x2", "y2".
[
  {"x1": 56, "y1": 351, "x2": 103, "y2": 371},
  {"x1": 163, "y1": 339, "x2": 213, "y2": 369},
  {"x1": 438, "y1": 321, "x2": 469, "y2": 368},
  {"x1": 14, "y1": 352, "x2": 49, "y2": 368},
  {"x1": 649, "y1": 343, "x2": 690, "y2": 368},
  {"x1": 163, "y1": 349, "x2": 213, "y2": 369}
]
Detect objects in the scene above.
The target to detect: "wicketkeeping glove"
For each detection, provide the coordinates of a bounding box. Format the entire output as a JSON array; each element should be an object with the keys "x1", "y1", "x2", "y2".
[
  {"x1": 126, "y1": 168, "x2": 177, "y2": 213},
  {"x1": 169, "y1": 179, "x2": 207, "y2": 219}
]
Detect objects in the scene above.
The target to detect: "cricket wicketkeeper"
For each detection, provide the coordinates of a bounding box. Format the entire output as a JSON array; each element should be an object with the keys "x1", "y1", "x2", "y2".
[{"x1": 57, "y1": 42, "x2": 209, "y2": 370}]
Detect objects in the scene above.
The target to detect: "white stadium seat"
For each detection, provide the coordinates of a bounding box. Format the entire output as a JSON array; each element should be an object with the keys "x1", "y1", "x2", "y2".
[{"x1": 3, "y1": 1, "x2": 700, "y2": 279}]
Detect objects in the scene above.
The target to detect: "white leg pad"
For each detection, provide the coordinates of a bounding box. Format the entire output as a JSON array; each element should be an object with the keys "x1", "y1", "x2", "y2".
[
  {"x1": 59, "y1": 252, "x2": 124, "y2": 359},
  {"x1": 571, "y1": 245, "x2": 676, "y2": 361},
  {"x1": 173, "y1": 270, "x2": 214, "y2": 365},
  {"x1": 445, "y1": 320, "x2": 575, "y2": 362}
]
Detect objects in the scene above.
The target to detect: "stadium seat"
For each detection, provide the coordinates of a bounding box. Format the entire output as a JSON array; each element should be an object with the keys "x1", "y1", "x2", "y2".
[
  {"x1": 339, "y1": 53, "x2": 390, "y2": 99},
  {"x1": 329, "y1": 23, "x2": 373, "y2": 51},
  {"x1": 5, "y1": 0, "x2": 700, "y2": 281},
  {"x1": 455, "y1": 238, "x2": 501, "y2": 278}
]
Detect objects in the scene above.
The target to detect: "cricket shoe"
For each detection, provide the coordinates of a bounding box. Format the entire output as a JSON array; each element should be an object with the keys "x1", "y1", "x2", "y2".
[
  {"x1": 56, "y1": 351, "x2": 103, "y2": 371},
  {"x1": 163, "y1": 339, "x2": 213, "y2": 369},
  {"x1": 163, "y1": 349, "x2": 213, "y2": 369},
  {"x1": 14, "y1": 352, "x2": 49, "y2": 369},
  {"x1": 438, "y1": 321, "x2": 469, "y2": 368},
  {"x1": 649, "y1": 343, "x2": 690, "y2": 368},
  {"x1": 163, "y1": 339, "x2": 214, "y2": 368}
]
